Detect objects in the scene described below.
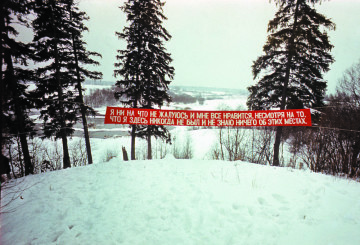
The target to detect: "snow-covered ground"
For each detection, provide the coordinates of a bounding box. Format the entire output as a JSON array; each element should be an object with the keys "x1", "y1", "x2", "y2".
[
  {"x1": 2, "y1": 86, "x2": 360, "y2": 244},
  {"x1": 1, "y1": 156, "x2": 360, "y2": 245}
]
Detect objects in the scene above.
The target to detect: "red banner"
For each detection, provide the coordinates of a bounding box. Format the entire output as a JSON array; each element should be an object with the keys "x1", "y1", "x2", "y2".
[{"x1": 104, "y1": 107, "x2": 312, "y2": 127}]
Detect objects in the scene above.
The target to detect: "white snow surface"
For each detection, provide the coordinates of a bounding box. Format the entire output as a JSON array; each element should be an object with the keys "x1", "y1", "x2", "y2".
[{"x1": 1, "y1": 158, "x2": 360, "y2": 245}]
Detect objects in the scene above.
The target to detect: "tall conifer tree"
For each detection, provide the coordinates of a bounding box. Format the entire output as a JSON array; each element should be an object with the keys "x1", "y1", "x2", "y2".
[
  {"x1": 32, "y1": 0, "x2": 101, "y2": 168},
  {"x1": 32, "y1": 0, "x2": 78, "y2": 169},
  {"x1": 247, "y1": 0, "x2": 335, "y2": 166},
  {"x1": 66, "y1": 0, "x2": 103, "y2": 165},
  {"x1": 114, "y1": 0, "x2": 174, "y2": 160},
  {"x1": 1, "y1": 0, "x2": 34, "y2": 175}
]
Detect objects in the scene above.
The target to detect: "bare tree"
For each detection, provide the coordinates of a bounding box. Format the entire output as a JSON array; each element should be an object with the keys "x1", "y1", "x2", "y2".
[
  {"x1": 333, "y1": 60, "x2": 360, "y2": 177},
  {"x1": 288, "y1": 60, "x2": 360, "y2": 177}
]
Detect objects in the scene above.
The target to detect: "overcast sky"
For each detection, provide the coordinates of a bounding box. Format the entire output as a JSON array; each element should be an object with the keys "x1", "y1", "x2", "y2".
[{"x1": 78, "y1": 0, "x2": 360, "y2": 94}]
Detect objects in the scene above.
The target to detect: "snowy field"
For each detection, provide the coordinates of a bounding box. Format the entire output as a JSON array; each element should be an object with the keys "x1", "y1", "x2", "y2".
[
  {"x1": 1, "y1": 156, "x2": 360, "y2": 245},
  {"x1": 2, "y1": 85, "x2": 360, "y2": 244}
]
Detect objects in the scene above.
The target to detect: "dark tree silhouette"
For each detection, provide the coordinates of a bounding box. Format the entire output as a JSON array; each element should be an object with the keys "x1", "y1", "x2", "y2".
[
  {"x1": 114, "y1": 0, "x2": 174, "y2": 160},
  {"x1": 1, "y1": 0, "x2": 34, "y2": 175},
  {"x1": 32, "y1": 0, "x2": 79, "y2": 169},
  {"x1": 66, "y1": 0, "x2": 103, "y2": 165},
  {"x1": 247, "y1": 0, "x2": 335, "y2": 166},
  {"x1": 331, "y1": 61, "x2": 360, "y2": 177}
]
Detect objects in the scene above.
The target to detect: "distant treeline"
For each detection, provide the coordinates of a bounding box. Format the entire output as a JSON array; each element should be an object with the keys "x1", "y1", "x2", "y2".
[
  {"x1": 168, "y1": 91, "x2": 205, "y2": 105},
  {"x1": 84, "y1": 80, "x2": 115, "y2": 86},
  {"x1": 84, "y1": 87, "x2": 207, "y2": 107}
]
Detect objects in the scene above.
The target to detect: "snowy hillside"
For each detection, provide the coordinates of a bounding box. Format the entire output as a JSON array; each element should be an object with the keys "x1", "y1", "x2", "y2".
[
  {"x1": 1, "y1": 157, "x2": 360, "y2": 245},
  {"x1": 2, "y1": 85, "x2": 360, "y2": 244}
]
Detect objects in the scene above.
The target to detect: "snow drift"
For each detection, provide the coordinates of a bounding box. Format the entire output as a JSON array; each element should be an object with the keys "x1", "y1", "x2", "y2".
[{"x1": 1, "y1": 158, "x2": 360, "y2": 245}]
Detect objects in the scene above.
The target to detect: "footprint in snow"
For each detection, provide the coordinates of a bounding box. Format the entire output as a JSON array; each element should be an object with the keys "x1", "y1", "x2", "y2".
[
  {"x1": 247, "y1": 207, "x2": 255, "y2": 216},
  {"x1": 272, "y1": 193, "x2": 287, "y2": 204},
  {"x1": 232, "y1": 203, "x2": 240, "y2": 210},
  {"x1": 257, "y1": 197, "x2": 267, "y2": 206}
]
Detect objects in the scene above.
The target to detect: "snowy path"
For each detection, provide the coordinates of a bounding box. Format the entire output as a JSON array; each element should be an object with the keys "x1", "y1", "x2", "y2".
[{"x1": 1, "y1": 159, "x2": 360, "y2": 245}]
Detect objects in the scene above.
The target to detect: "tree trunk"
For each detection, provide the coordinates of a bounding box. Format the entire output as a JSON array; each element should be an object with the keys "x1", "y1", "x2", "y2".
[
  {"x1": 8, "y1": 146, "x2": 16, "y2": 178},
  {"x1": 19, "y1": 129, "x2": 33, "y2": 175},
  {"x1": 4, "y1": 51, "x2": 33, "y2": 175},
  {"x1": 13, "y1": 81, "x2": 33, "y2": 175},
  {"x1": 273, "y1": 127, "x2": 283, "y2": 166},
  {"x1": 273, "y1": 0, "x2": 301, "y2": 166},
  {"x1": 122, "y1": 146, "x2": 129, "y2": 161},
  {"x1": 80, "y1": 105, "x2": 93, "y2": 164},
  {"x1": 54, "y1": 40, "x2": 71, "y2": 169},
  {"x1": 56, "y1": 66, "x2": 71, "y2": 169},
  {"x1": 219, "y1": 127, "x2": 224, "y2": 160},
  {"x1": 350, "y1": 137, "x2": 360, "y2": 178},
  {"x1": 70, "y1": 30, "x2": 93, "y2": 164},
  {"x1": 16, "y1": 137, "x2": 24, "y2": 176},
  {"x1": 60, "y1": 133, "x2": 71, "y2": 169},
  {"x1": 51, "y1": 1, "x2": 71, "y2": 169},
  {"x1": 130, "y1": 83, "x2": 139, "y2": 160},
  {"x1": 147, "y1": 129, "x2": 152, "y2": 160},
  {"x1": 131, "y1": 125, "x2": 136, "y2": 160}
]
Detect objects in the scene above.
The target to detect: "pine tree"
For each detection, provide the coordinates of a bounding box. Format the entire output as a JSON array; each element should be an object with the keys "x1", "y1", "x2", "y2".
[
  {"x1": 32, "y1": 0, "x2": 78, "y2": 169},
  {"x1": 1, "y1": 0, "x2": 35, "y2": 175},
  {"x1": 66, "y1": 0, "x2": 103, "y2": 165},
  {"x1": 247, "y1": 0, "x2": 335, "y2": 166},
  {"x1": 115, "y1": 0, "x2": 174, "y2": 160}
]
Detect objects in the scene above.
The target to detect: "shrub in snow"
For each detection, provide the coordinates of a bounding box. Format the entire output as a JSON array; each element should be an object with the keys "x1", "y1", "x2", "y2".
[
  {"x1": 104, "y1": 148, "x2": 119, "y2": 162},
  {"x1": 212, "y1": 127, "x2": 279, "y2": 166}
]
